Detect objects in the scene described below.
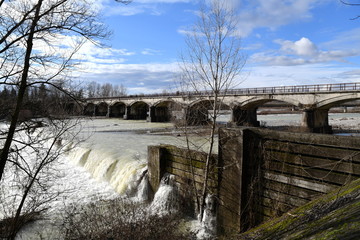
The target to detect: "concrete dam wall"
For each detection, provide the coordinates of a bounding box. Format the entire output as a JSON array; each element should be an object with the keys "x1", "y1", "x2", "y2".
[
  {"x1": 147, "y1": 128, "x2": 360, "y2": 235},
  {"x1": 148, "y1": 145, "x2": 218, "y2": 215}
]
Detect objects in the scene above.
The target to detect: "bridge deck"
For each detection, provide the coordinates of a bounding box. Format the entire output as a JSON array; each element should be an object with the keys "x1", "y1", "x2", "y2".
[{"x1": 86, "y1": 82, "x2": 360, "y2": 100}]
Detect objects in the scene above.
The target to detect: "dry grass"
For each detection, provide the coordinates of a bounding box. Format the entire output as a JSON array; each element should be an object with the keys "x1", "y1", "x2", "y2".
[{"x1": 62, "y1": 198, "x2": 194, "y2": 240}]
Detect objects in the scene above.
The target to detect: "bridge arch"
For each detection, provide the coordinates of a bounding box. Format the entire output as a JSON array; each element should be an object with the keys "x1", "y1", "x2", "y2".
[
  {"x1": 109, "y1": 102, "x2": 126, "y2": 118},
  {"x1": 95, "y1": 102, "x2": 109, "y2": 116},
  {"x1": 231, "y1": 99, "x2": 299, "y2": 127},
  {"x1": 186, "y1": 99, "x2": 230, "y2": 125},
  {"x1": 149, "y1": 100, "x2": 183, "y2": 122},
  {"x1": 299, "y1": 94, "x2": 360, "y2": 134},
  {"x1": 316, "y1": 93, "x2": 360, "y2": 109},
  {"x1": 126, "y1": 101, "x2": 149, "y2": 120},
  {"x1": 237, "y1": 96, "x2": 301, "y2": 109},
  {"x1": 64, "y1": 102, "x2": 82, "y2": 115},
  {"x1": 84, "y1": 103, "x2": 96, "y2": 116}
]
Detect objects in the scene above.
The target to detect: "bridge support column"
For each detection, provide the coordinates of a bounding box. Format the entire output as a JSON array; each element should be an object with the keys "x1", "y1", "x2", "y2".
[
  {"x1": 301, "y1": 108, "x2": 332, "y2": 134},
  {"x1": 106, "y1": 105, "x2": 110, "y2": 118},
  {"x1": 231, "y1": 107, "x2": 260, "y2": 127},
  {"x1": 147, "y1": 106, "x2": 155, "y2": 122},
  {"x1": 123, "y1": 106, "x2": 131, "y2": 120}
]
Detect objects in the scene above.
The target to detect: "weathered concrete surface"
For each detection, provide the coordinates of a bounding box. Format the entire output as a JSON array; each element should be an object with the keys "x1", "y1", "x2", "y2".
[
  {"x1": 300, "y1": 108, "x2": 332, "y2": 133},
  {"x1": 236, "y1": 178, "x2": 360, "y2": 240},
  {"x1": 147, "y1": 144, "x2": 218, "y2": 214},
  {"x1": 218, "y1": 127, "x2": 360, "y2": 235},
  {"x1": 148, "y1": 128, "x2": 360, "y2": 237},
  {"x1": 148, "y1": 146, "x2": 165, "y2": 194}
]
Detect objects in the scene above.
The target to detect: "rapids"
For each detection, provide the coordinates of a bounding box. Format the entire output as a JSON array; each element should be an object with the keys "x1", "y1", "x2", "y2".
[
  {"x1": 3, "y1": 113, "x2": 359, "y2": 239},
  {"x1": 10, "y1": 118, "x2": 200, "y2": 239}
]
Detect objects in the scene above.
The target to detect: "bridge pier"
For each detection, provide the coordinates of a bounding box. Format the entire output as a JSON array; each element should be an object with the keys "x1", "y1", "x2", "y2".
[
  {"x1": 106, "y1": 105, "x2": 110, "y2": 118},
  {"x1": 301, "y1": 108, "x2": 332, "y2": 134},
  {"x1": 147, "y1": 106, "x2": 172, "y2": 122},
  {"x1": 123, "y1": 106, "x2": 130, "y2": 120},
  {"x1": 231, "y1": 107, "x2": 260, "y2": 127},
  {"x1": 147, "y1": 106, "x2": 155, "y2": 122}
]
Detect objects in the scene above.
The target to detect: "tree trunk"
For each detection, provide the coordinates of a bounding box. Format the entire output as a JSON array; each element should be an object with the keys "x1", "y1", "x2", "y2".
[
  {"x1": 199, "y1": 94, "x2": 218, "y2": 221},
  {"x1": 0, "y1": 0, "x2": 43, "y2": 181}
]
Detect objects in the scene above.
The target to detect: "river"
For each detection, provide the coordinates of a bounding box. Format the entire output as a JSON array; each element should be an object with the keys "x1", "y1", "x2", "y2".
[
  {"x1": 12, "y1": 118, "x2": 208, "y2": 239},
  {"x1": 5, "y1": 112, "x2": 360, "y2": 239}
]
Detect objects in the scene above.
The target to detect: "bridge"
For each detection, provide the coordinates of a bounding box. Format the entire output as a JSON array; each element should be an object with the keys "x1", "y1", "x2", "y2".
[{"x1": 80, "y1": 82, "x2": 360, "y2": 133}]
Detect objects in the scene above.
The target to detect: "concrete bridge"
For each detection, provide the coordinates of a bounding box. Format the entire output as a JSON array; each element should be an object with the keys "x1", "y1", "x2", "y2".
[{"x1": 80, "y1": 82, "x2": 360, "y2": 133}]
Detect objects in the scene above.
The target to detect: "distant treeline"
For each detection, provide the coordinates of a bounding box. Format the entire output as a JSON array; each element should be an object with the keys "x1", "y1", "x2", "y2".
[
  {"x1": 84, "y1": 81, "x2": 127, "y2": 98},
  {"x1": 0, "y1": 81, "x2": 127, "y2": 120}
]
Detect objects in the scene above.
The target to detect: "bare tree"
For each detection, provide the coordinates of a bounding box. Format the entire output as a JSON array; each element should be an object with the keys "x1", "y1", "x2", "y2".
[
  {"x1": 0, "y1": 0, "x2": 109, "y2": 181},
  {"x1": 0, "y1": 1, "x2": 109, "y2": 237},
  {"x1": 113, "y1": 83, "x2": 128, "y2": 96},
  {"x1": 179, "y1": 0, "x2": 246, "y2": 221},
  {"x1": 341, "y1": 0, "x2": 360, "y2": 20},
  {"x1": 83, "y1": 81, "x2": 128, "y2": 98},
  {"x1": 86, "y1": 81, "x2": 98, "y2": 98},
  {"x1": 0, "y1": 117, "x2": 81, "y2": 239},
  {"x1": 0, "y1": 0, "x2": 136, "y2": 237},
  {"x1": 101, "y1": 83, "x2": 113, "y2": 97}
]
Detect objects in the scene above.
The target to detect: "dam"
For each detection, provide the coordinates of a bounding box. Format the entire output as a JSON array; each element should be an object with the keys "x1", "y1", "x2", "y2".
[{"x1": 3, "y1": 112, "x2": 360, "y2": 238}]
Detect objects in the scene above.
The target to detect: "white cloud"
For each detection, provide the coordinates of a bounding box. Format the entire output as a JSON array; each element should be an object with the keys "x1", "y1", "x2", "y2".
[
  {"x1": 141, "y1": 48, "x2": 161, "y2": 55},
  {"x1": 277, "y1": 37, "x2": 318, "y2": 56},
  {"x1": 250, "y1": 37, "x2": 360, "y2": 66},
  {"x1": 177, "y1": 0, "x2": 323, "y2": 38},
  {"x1": 31, "y1": 34, "x2": 135, "y2": 66},
  {"x1": 337, "y1": 69, "x2": 360, "y2": 79},
  {"x1": 321, "y1": 28, "x2": 360, "y2": 51},
  {"x1": 75, "y1": 61, "x2": 180, "y2": 94},
  {"x1": 135, "y1": 0, "x2": 192, "y2": 3},
  {"x1": 236, "y1": 0, "x2": 320, "y2": 37},
  {"x1": 100, "y1": 0, "x2": 193, "y2": 16},
  {"x1": 104, "y1": 4, "x2": 152, "y2": 16},
  {"x1": 241, "y1": 63, "x2": 360, "y2": 89}
]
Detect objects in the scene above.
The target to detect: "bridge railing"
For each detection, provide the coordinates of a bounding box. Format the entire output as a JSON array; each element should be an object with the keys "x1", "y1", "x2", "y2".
[
  {"x1": 225, "y1": 82, "x2": 360, "y2": 95},
  {"x1": 86, "y1": 82, "x2": 360, "y2": 101}
]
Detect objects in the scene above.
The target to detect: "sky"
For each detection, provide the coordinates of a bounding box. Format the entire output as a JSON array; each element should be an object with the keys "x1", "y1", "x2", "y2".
[{"x1": 75, "y1": 0, "x2": 360, "y2": 94}]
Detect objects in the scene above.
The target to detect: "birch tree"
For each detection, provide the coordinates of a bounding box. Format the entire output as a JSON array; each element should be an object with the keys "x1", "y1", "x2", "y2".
[{"x1": 179, "y1": 0, "x2": 246, "y2": 222}]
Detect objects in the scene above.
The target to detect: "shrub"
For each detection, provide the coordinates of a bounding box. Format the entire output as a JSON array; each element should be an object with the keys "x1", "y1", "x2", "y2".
[{"x1": 62, "y1": 198, "x2": 194, "y2": 240}]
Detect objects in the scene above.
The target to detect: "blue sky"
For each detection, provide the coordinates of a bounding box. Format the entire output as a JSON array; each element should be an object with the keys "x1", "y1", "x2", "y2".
[{"x1": 76, "y1": 0, "x2": 360, "y2": 94}]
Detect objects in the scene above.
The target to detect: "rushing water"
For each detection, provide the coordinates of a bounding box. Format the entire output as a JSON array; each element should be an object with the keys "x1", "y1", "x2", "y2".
[
  {"x1": 4, "y1": 113, "x2": 360, "y2": 239},
  {"x1": 10, "y1": 118, "x2": 209, "y2": 239}
]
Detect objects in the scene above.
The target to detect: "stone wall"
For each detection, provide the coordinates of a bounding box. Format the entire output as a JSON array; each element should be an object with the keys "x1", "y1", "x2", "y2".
[{"x1": 218, "y1": 127, "x2": 360, "y2": 234}]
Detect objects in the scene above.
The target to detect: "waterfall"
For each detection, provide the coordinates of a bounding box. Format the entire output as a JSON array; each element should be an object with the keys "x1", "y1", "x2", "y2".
[
  {"x1": 196, "y1": 194, "x2": 217, "y2": 239},
  {"x1": 149, "y1": 174, "x2": 181, "y2": 216},
  {"x1": 67, "y1": 145, "x2": 147, "y2": 195},
  {"x1": 148, "y1": 174, "x2": 217, "y2": 239}
]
